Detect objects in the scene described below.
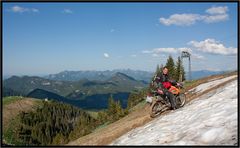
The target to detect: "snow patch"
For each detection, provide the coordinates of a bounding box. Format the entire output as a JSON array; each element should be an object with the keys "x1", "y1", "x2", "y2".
[
  {"x1": 42, "y1": 82, "x2": 51, "y2": 85},
  {"x1": 190, "y1": 75, "x2": 237, "y2": 93},
  {"x1": 112, "y1": 79, "x2": 237, "y2": 145},
  {"x1": 55, "y1": 81, "x2": 63, "y2": 85},
  {"x1": 199, "y1": 128, "x2": 223, "y2": 144},
  {"x1": 54, "y1": 89, "x2": 60, "y2": 92}
]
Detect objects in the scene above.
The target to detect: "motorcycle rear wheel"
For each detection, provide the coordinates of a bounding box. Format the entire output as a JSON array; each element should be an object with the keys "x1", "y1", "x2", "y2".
[{"x1": 176, "y1": 93, "x2": 186, "y2": 108}]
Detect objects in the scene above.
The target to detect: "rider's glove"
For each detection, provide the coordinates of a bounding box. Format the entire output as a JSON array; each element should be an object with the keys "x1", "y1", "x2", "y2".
[{"x1": 157, "y1": 89, "x2": 164, "y2": 95}]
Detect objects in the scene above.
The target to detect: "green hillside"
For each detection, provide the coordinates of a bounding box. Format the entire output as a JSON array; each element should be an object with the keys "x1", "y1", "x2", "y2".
[
  {"x1": 3, "y1": 73, "x2": 147, "y2": 110},
  {"x1": 4, "y1": 73, "x2": 146, "y2": 98},
  {"x1": 2, "y1": 93, "x2": 131, "y2": 146},
  {"x1": 2, "y1": 97, "x2": 98, "y2": 146},
  {"x1": 3, "y1": 97, "x2": 43, "y2": 145}
]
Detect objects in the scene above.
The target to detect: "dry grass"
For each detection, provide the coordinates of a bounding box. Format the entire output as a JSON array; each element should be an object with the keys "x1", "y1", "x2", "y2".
[
  {"x1": 68, "y1": 104, "x2": 152, "y2": 145},
  {"x1": 2, "y1": 97, "x2": 41, "y2": 131}
]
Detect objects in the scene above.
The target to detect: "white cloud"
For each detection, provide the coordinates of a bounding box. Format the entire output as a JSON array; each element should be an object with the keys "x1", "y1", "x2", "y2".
[
  {"x1": 143, "y1": 47, "x2": 191, "y2": 55},
  {"x1": 131, "y1": 54, "x2": 137, "y2": 57},
  {"x1": 192, "y1": 53, "x2": 205, "y2": 60},
  {"x1": 141, "y1": 38, "x2": 236, "y2": 63},
  {"x1": 11, "y1": 6, "x2": 27, "y2": 13},
  {"x1": 152, "y1": 54, "x2": 159, "y2": 57},
  {"x1": 203, "y1": 14, "x2": 228, "y2": 23},
  {"x1": 103, "y1": 53, "x2": 110, "y2": 58},
  {"x1": 10, "y1": 5, "x2": 39, "y2": 13},
  {"x1": 63, "y1": 9, "x2": 73, "y2": 14},
  {"x1": 206, "y1": 6, "x2": 228, "y2": 15},
  {"x1": 160, "y1": 14, "x2": 203, "y2": 26},
  {"x1": 159, "y1": 6, "x2": 228, "y2": 26},
  {"x1": 11, "y1": 5, "x2": 27, "y2": 13},
  {"x1": 188, "y1": 38, "x2": 237, "y2": 55},
  {"x1": 143, "y1": 48, "x2": 176, "y2": 54},
  {"x1": 141, "y1": 46, "x2": 203, "y2": 60},
  {"x1": 32, "y1": 8, "x2": 39, "y2": 13},
  {"x1": 153, "y1": 48, "x2": 179, "y2": 53},
  {"x1": 142, "y1": 50, "x2": 152, "y2": 54}
]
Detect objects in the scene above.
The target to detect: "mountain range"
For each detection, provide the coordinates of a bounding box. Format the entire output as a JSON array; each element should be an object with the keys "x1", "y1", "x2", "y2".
[
  {"x1": 3, "y1": 69, "x2": 227, "y2": 109},
  {"x1": 45, "y1": 69, "x2": 154, "y2": 83},
  {"x1": 3, "y1": 72, "x2": 147, "y2": 109},
  {"x1": 45, "y1": 69, "x2": 226, "y2": 82}
]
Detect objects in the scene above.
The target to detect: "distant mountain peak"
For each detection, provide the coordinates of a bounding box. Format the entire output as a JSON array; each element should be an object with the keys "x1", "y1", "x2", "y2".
[
  {"x1": 114, "y1": 72, "x2": 129, "y2": 77},
  {"x1": 110, "y1": 72, "x2": 136, "y2": 81},
  {"x1": 9, "y1": 75, "x2": 20, "y2": 79}
]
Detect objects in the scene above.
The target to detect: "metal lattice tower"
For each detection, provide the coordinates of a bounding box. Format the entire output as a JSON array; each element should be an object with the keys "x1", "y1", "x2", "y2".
[{"x1": 180, "y1": 51, "x2": 191, "y2": 81}]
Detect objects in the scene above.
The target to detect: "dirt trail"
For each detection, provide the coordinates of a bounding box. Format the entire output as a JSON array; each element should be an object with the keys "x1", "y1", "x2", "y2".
[
  {"x1": 67, "y1": 72, "x2": 237, "y2": 146},
  {"x1": 68, "y1": 104, "x2": 152, "y2": 145}
]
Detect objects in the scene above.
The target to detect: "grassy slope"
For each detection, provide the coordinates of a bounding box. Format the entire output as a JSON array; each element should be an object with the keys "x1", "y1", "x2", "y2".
[
  {"x1": 67, "y1": 71, "x2": 237, "y2": 145},
  {"x1": 86, "y1": 110, "x2": 99, "y2": 119},
  {"x1": 2, "y1": 96, "x2": 43, "y2": 144},
  {"x1": 3, "y1": 96, "x2": 24, "y2": 106}
]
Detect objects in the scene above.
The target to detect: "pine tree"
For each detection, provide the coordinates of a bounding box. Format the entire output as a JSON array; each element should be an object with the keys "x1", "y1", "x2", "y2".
[
  {"x1": 175, "y1": 56, "x2": 186, "y2": 81},
  {"x1": 165, "y1": 55, "x2": 176, "y2": 79},
  {"x1": 52, "y1": 133, "x2": 66, "y2": 145},
  {"x1": 151, "y1": 64, "x2": 162, "y2": 84},
  {"x1": 159, "y1": 64, "x2": 164, "y2": 74},
  {"x1": 107, "y1": 95, "x2": 116, "y2": 114},
  {"x1": 175, "y1": 57, "x2": 181, "y2": 81},
  {"x1": 107, "y1": 95, "x2": 117, "y2": 121},
  {"x1": 14, "y1": 101, "x2": 97, "y2": 145},
  {"x1": 115, "y1": 100, "x2": 124, "y2": 119},
  {"x1": 97, "y1": 110, "x2": 107, "y2": 124},
  {"x1": 155, "y1": 64, "x2": 160, "y2": 75}
]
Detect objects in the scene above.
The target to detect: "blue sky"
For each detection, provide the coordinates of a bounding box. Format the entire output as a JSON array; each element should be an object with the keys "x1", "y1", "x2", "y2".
[{"x1": 2, "y1": 2, "x2": 238, "y2": 76}]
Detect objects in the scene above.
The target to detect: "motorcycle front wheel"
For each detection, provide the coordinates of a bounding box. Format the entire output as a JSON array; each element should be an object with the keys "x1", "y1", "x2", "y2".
[{"x1": 150, "y1": 101, "x2": 165, "y2": 118}]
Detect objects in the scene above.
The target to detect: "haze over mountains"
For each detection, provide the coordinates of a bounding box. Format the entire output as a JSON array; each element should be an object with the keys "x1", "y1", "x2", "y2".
[
  {"x1": 187, "y1": 70, "x2": 225, "y2": 80},
  {"x1": 3, "y1": 69, "x2": 227, "y2": 81}
]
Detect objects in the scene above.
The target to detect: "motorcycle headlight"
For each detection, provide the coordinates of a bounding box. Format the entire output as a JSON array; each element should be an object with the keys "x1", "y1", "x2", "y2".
[{"x1": 146, "y1": 96, "x2": 153, "y2": 103}]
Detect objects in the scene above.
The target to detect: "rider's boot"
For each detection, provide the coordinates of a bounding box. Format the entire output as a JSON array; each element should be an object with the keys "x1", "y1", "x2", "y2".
[{"x1": 165, "y1": 91, "x2": 177, "y2": 110}]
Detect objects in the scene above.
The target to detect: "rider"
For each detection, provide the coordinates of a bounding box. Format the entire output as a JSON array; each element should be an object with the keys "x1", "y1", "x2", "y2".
[{"x1": 151, "y1": 67, "x2": 178, "y2": 110}]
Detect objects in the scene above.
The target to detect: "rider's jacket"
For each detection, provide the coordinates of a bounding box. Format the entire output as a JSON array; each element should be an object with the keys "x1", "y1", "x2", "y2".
[
  {"x1": 156, "y1": 73, "x2": 171, "y2": 89},
  {"x1": 155, "y1": 73, "x2": 177, "y2": 90}
]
